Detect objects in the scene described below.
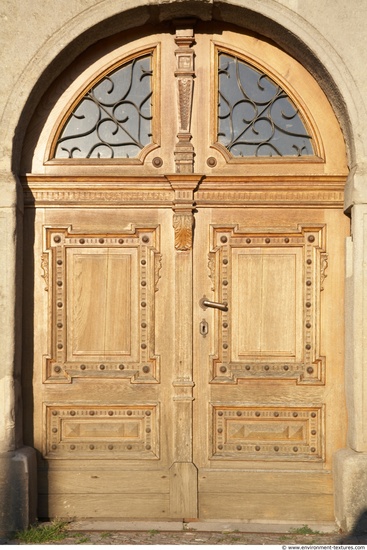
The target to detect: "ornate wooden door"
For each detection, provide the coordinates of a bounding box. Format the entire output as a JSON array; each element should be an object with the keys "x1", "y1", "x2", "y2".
[{"x1": 23, "y1": 22, "x2": 348, "y2": 522}]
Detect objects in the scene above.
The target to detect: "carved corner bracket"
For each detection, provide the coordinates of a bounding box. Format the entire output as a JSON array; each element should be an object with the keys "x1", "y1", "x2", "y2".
[{"x1": 174, "y1": 20, "x2": 196, "y2": 174}]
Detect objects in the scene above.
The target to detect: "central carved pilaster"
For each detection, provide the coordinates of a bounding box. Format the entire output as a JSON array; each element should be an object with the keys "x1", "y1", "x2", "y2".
[{"x1": 173, "y1": 20, "x2": 196, "y2": 174}]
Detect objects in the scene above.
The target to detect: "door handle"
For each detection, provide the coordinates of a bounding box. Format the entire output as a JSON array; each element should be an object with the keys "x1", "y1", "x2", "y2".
[{"x1": 199, "y1": 296, "x2": 228, "y2": 311}]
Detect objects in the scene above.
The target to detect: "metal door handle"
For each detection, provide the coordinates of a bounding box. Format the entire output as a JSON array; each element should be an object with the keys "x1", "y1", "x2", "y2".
[{"x1": 199, "y1": 296, "x2": 228, "y2": 311}]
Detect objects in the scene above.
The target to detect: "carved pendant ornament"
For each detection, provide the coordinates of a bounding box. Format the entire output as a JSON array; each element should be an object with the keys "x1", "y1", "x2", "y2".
[
  {"x1": 174, "y1": 21, "x2": 195, "y2": 174},
  {"x1": 173, "y1": 213, "x2": 194, "y2": 251}
]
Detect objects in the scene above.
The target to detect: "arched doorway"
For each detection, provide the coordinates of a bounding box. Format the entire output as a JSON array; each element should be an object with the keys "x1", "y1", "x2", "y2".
[{"x1": 22, "y1": 20, "x2": 349, "y2": 522}]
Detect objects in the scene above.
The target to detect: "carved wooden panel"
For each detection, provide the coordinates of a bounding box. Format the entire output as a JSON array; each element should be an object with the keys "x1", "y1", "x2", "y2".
[
  {"x1": 42, "y1": 225, "x2": 162, "y2": 383},
  {"x1": 209, "y1": 224, "x2": 327, "y2": 384},
  {"x1": 211, "y1": 405, "x2": 324, "y2": 461},
  {"x1": 45, "y1": 404, "x2": 159, "y2": 459}
]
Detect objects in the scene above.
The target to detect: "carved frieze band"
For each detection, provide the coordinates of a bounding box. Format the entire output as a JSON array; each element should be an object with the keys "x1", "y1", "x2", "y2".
[
  {"x1": 209, "y1": 224, "x2": 326, "y2": 385},
  {"x1": 211, "y1": 404, "x2": 324, "y2": 461},
  {"x1": 174, "y1": 21, "x2": 195, "y2": 174},
  {"x1": 45, "y1": 404, "x2": 159, "y2": 459},
  {"x1": 42, "y1": 225, "x2": 162, "y2": 384}
]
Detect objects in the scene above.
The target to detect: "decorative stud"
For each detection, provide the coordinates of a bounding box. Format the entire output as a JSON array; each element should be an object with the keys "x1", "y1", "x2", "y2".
[
  {"x1": 218, "y1": 428, "x2": 223, "y2": 433},
  {"x1": 57, "y1": 260, "x2": 63, "y2": 265},
  {"x1": 142, "y1": 236, "x2": 150, "y2": 243},
  {"x1": 293, "y1": 412, "x2": 298, "y2": 417},
  {"x1": 70, "y1": 445, "x2": 75, "y2": 450},
  {"x1": 57, "y1": 344, "x2": 63, "y2": 349},
  {"x1": 145, "y1": 410, "x2": 151, "y2": 416},
  {"x1": 274, "y1": 412, "x2": 279, "y2": 417},
  {"x1": 307, "y1": 259, "x2": 312, "y2": 264},
  {"x1": 141, "y1": 322, "x2": 147, "y2": 328},
  {"x1": 127, "y1": 410, "x2": 132, "y2": 416},
  {"x1": 99, "y1": 238, "x2": 104, "y2": 244},
  {"x1": 54, "y1": 236, "x2": 61, "y2": 243},
  {"x1": 153, "y1": 156, "x2": 163, "y2": 167},
  {"x1": 293, "y1": 446, "x2": 298, "y2": 452},
  {"x1": 99, "y1": 364, "x2": 105, "y2": 370},
  {"x1": 284, "y1": 365, "x2": 289, "y2": 371},
  {"x1": 207, "y1": 156, "x2": 217, "y2": 167},
  {"x1": 79, "y1": 238, "x2": 85, "y2": 244},
  {"x1": 307, "y1": 366, "x2": 314, "y2": 374},
  {"x1": 265, "y1": 238, "x2": 270, "y2": 243},
  {"x1": 264, "y1": 365, "x2": 269, "y2": 371},
  {"x1": 308, "y1": 235, "x2": 315, "y2": 242},
  {"x1": 141, "y1": 259, "x2": 147, "y2": 265},
  {"x1": 141, "y1": 301, "x2": 146, "y2": 307},
  {"x1": 274, "y1": 446, "x2": 279, "y2": 451},
  {"x1": 220, "y1": 366, "x2": 227, "y2": 373},
  {"x1": 108, "y1": 445, "x2": 114, "y2": 450},
  {"x1": 218, "y1": 411, "x2": 223, "y2": 416},
  {"x1": 80, "y1": 364, "x2": 86, "y2": 370},
  {"x1": 118, "y1": 239, "x2": 124, "y2": 244},
  {"x1": 108, "y1": 411, "x2": 113, "y2": 416},
  {"x1": 146, "y1": 445, "x2": 151, "y2": 450},
  {"x1": 223, "y1": 343, "x2": 228, "y2": 349},
  {"x1": 141, "y1": 343, "x2": 147, "y2": 349},
  {"x1": 223, "y1": 280, "x2": 228, "y2": 286},
  {"x1": 255, "y1": 446, "x2": 261, "y2": 451},
  {"x1": 306, "y1": 322, "x2": 312, "y2": 328},
  {"x1": 306, "y1": 302, "x2": 311, "y2": 308},
  {"x1": 223, "y1": 322, "x2": 228, "y2": 328},
  {"x1": 51, "y1": 444, "x2": 57, "y2": 450},
  {"x1": 89, "y1": 411, "x2": 95, "y2": 416},
  {"x1": 57, "y1": 322, "x2": 63, "y2": 328},
  {"x1": 118, "y1": 364, "x2": 124, "y2": 370},
  {"x1": 54, "y1": 366, "x2": 61, "y2": 373},
  {"x1": 311, "y1": 447, "x2": 316, "y2": 452},
  {"x1": 70, "y1": 410, "x2": 76, "y2": 416},
  {"x1": 306, "y1": 280, "x2": 312, "y2": 286},
  {"x1": 141, "y1": 281, "x2": 147, "y2": 287},
  {"x1": 220, "y1": 236, "x2": 228, "y2": 243},
  {"x1": 246, "y1": 238, "x2": 251, "y2": 244},
  {"x1": 89, "y1": 445, "x2": 94, "y2": 450},
  {"x1": 255, "y1": 411, "x2": 261, "y2": 417},
  {"x1": 57, "y1": 302, "x2": 63, "y2": 307},
  {"x1": 127, "y1": 445, "x2": 132, "y2": 450},
  {"x1": 236, "y1": 411, "x2": 242, "y2": 416},
  {"x1": 223, "y1": 259, "x2": 228, "y2": 265},
  {"x1": 52, "y1": 428, "x2": 58, "y2": 433},
  {"x1": 146, "y1": 428, "x2": 151, "y2": 433},
  {"x1": 142, "y1": 365, "x2": 150, "y2": 373},
  {"x1": 305, "y1": 344, "x2": 311, "y2": 350},
  {"x1": 311, "y1": 430, "x2": 317, "y2": 435},
  {"x1": 284, "y1": 238, "x2": 290, "y2": 243},
  {"x1": 52, "y1": 411, "x2": 58, "y2": 416},
  {"x1": 218, "y1": 445, "x2": 223, "y2": 450},
  {"x1": 311, "y1": 412, "x2": 317, "y2": 418},
  {"x1": 236, "y1": 445, "x2": 242, "y2": 451}
]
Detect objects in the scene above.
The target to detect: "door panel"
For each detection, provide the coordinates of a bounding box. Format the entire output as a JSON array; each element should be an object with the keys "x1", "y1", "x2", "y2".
[
  {"x1": 194, "y1": 208, "x2": 348, "y2": 520},
  {"x1": 28, "y1": 207, "x2": 175, "y2": 518}
]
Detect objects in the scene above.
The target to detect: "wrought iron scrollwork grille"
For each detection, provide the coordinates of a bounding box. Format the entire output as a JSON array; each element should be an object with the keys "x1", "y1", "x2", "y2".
[
  {"x1": 218, "y1": 53, "x2": 314, "y2": 157},
  {"x1": 54, "y1": 54, "x2": 153, "y2": 159}
]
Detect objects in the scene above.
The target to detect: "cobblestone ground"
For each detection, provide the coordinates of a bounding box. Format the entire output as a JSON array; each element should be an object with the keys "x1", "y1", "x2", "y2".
[{"x1": 4, "y1": 529, "x2": 367, "y2": 545}]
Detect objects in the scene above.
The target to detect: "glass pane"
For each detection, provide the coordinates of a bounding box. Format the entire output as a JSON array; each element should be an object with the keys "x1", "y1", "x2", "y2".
[
  {"x1": 218, "y1": 53, "x2": 314, "y2": 157},
  {"x1": 54, "y1": 55, "x2": 153, "y2": 159}
]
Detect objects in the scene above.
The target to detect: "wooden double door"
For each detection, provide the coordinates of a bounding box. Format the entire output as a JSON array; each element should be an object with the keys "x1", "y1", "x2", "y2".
[
  {"x1": 24, "y1": 198, "x2": 348, "y2": 522},
  {"x1": 22, "y1": 22, "x2": 349, "y2": 522}
]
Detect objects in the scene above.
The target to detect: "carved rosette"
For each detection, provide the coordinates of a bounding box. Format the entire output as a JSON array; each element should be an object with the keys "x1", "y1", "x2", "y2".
[{"x1": 174, "y1": 20, "x2": 196, "y2": 174}]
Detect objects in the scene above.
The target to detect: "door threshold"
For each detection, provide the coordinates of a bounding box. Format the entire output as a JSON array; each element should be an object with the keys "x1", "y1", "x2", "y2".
[{"x1": 65, "y1": 519, "x2": 338, "y2": 534}]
